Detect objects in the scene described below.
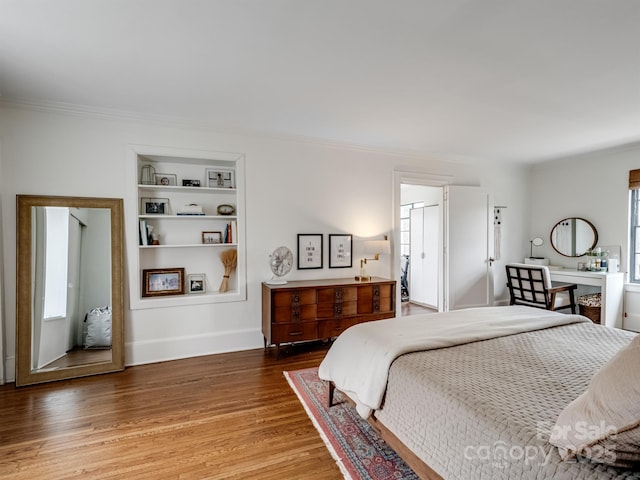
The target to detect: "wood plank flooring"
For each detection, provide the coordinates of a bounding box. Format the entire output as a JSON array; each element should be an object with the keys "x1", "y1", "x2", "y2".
[{"x1": 0, "y1": 343, "x2": 342, "y2": 480}]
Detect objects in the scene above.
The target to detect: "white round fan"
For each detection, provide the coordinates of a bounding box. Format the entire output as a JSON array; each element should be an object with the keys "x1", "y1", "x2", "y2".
[{"x1": 267, "y1": 246, "x2": 293, "y2": 285}]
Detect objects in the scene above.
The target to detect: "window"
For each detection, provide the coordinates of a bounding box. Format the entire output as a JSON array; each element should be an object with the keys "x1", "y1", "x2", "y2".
[
  {"x1": 629, "y1": 170, "x2": 640, "y2": 283},
  {"x1": 631, "y1": 189, "x2": 640, "y2": 282},
  {"x1": 399, "y1": 201, "x2": 424, "y2": 257},
  {"x1": 43, "y1": 207, "x2": 69, "y2": 318}
]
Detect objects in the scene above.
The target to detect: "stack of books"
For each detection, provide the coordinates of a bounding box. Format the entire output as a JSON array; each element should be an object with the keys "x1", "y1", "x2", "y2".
[{"x1": 177, "y1": 204, "x2": 205, "y2": 216}]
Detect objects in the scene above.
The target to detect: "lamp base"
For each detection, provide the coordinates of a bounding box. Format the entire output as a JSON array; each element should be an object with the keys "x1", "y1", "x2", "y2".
[{"x1": 354, "y1": 275, "x2": 371, "y2": 282}]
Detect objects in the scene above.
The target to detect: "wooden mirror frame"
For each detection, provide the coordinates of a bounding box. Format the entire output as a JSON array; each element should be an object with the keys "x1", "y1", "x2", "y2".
[{"x1": 16, "y1": 195, "x2": 125, "y2": 386}]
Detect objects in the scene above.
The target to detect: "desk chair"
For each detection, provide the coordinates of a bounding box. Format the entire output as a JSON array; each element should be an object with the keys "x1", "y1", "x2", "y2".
[{"x1": 505, "y1": 263, "x2": 577, "y2": 313}]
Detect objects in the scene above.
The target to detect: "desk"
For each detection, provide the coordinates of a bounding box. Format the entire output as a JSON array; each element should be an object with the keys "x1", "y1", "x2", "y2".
[{"x1": 549, "y1": 269, "x2": 624, "y2": 328}]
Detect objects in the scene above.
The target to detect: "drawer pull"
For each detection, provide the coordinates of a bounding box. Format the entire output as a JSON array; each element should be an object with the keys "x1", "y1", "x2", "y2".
[{"x1": 289, "y1": 331, "x2": 303, "y2": 336}]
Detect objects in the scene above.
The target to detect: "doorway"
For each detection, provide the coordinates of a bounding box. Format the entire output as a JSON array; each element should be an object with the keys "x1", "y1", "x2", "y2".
[
  {"x1": 393, "y1": 171, "x2": 494, "y2": 316},
  {"x1": 400, "y1": 185, "x2": 443, "y2": 312}
]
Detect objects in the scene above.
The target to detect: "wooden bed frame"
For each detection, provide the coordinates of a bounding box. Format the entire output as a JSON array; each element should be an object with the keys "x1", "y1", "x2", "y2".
[{"x1": 329, "y1": 381, "x2": 443, "y2": 480}]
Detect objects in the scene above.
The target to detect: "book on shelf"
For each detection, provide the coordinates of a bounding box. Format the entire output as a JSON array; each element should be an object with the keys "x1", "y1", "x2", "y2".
[
  {"x1": 222, "y1": 220, "x2": 237, "y2": 244},
  {"x1": 176, "y1": 212, "x2": 206, "y2": 216},
  {"x1": 139, "y1": 220, "x2": 148, "y2": 246}
]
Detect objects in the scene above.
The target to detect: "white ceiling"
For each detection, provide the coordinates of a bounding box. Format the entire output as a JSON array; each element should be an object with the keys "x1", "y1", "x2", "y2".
[{"x1": 1, "y1": 0, "x2": 639, "y2": 164}]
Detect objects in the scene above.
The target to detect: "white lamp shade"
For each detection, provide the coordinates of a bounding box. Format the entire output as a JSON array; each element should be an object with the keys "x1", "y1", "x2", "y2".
[{"x1": 365, "y1": 239, "x2": 391, "y2": 255}]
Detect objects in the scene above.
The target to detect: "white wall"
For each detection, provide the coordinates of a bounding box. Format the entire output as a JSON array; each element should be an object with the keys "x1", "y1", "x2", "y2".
[
  {"x1": 0, "y1": 105, "x2": 531, "y2": 382},
  {"x1": 528, "y1": 143, "x2": 640, "y2": 270}
]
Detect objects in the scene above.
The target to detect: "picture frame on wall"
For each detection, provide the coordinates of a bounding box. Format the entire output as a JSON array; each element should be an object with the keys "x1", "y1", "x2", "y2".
[
  {"x1": 142, "y1": 268, "x2": 185, "y2": 297},
  {"x1": 187, "y1": 273, "x2": 206, "y2": 294},
  {"x1": 329, "y1": 234, "x2": 352, "y2": 268},
  {"x1": 297, "y1": 234, "x2": 323, "y2": 269}
]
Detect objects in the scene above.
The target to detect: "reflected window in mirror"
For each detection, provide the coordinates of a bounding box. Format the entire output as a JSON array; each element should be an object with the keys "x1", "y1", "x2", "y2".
[{"x1": 550, "y1": 217, "x2": 598, "y2": 257}]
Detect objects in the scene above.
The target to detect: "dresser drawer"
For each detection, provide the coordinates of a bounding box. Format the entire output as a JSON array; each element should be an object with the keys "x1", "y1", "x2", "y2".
[
  {"x1": 317, "y1": 287, "x2": 357, "y2": 303},
  {"x1": 318, "y1": 318, "x2": 356, "y2": 339},
  {"x1": 271, "y1": 322, "x2": 318, "y2": 344},
  {"x1": 273, "y1": 304, "x2": 317, "y2": 323},
  {"x1": 317, "y1": 301, "x2": 357, "y2": 318},
  {"x1": 273, "y1": 290, "x2": 316, "y2": 308},
  {"x1": 357, "y1": 283, "x2": 393, "y2": 313}
]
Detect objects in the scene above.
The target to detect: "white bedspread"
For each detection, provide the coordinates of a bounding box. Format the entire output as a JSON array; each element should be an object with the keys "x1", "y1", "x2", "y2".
[{"x1": 318, "y1": 305, "x2": 589, "y2": 418}]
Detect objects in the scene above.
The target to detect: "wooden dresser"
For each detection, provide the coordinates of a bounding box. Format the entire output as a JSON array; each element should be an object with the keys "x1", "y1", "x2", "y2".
[{"x1": 262, "y1": 277, "x2": 396, "y2": 354}]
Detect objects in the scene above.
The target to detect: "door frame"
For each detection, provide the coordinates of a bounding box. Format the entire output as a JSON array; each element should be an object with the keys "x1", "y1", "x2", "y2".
[{"x1": 392, "y1": 171, "x2": 453, "y2": 315}]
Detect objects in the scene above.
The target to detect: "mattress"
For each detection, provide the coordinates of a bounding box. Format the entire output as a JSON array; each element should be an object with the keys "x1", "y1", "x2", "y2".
[{"x1": 373, "y1": 321, "x2": 639, "y2": 479}]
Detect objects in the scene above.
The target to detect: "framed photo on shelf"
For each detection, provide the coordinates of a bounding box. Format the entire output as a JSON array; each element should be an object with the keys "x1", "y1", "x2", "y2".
[
  {"x1": 154, "y1": 173, "x2": 177, "y2": 186},
  {"x1": 142, "y1": 268, "x2": 185, "y2": 297},
  {"x1": 297, "y1": 234, "x2": 323, "y2": 269},
  {"x1": 141, "y1": 197, "x2": 170, "y2": 215},
  {"x1": 206, "y1": 168, "x2": 235, "y2": 189},
  {"x1": 182, "y1": 179, "x2": 201, "y2": 187},
  {"x1": 202, "y1": 231, "x2": 222, "y2": 244},
  {"x1": 187, "y1": 274, "x2": 206, "y2": 294},
  {"x1": 329, "y1": 234, "x2": 352, "y2": 268}
]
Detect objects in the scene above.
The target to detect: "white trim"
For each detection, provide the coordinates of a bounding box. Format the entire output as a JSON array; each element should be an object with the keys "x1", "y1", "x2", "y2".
[
  {"x1": 392, "y1": 170, "x2": 453, "y2": 314},
  {"x1": 0, "y1": 98, "x2": 487, "y2": 165},
  {"x1": 124, "y1": 328, "x2": 261, "y2": 366}
]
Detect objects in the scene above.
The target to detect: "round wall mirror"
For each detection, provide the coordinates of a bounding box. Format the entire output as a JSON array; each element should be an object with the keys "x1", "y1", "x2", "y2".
[{"x1": 550, "y1": 217, "x2": 598, "y2": 257}]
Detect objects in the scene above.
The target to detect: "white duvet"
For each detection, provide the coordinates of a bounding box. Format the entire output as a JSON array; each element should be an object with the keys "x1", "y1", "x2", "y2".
[{"x1": 318, "y1": 305, "x2": 589, "y2": 418}]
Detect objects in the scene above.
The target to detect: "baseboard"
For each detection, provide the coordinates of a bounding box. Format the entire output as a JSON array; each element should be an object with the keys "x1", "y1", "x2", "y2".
[
  {"x1": 3, "y1": 355, "x2": 16, "y2": 384},
  {"x1": 125, "y1": 328, "x2": 263, "y2": 366}
]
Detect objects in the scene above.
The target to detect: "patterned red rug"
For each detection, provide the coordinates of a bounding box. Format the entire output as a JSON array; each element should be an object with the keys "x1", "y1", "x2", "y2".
[{"x1": 285, "y1": 367, "x2": 418, "y2": 480}]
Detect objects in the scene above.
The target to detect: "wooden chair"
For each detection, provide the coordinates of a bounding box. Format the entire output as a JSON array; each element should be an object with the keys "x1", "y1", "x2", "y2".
[{"x1": 505, "y1": 263, "x2": 577, "y2": 313}]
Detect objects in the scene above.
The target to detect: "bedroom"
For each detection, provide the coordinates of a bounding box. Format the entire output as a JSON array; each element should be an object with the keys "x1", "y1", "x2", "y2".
[{"x1": 1, "y1": 1, "x2": 639, "y2": 478}]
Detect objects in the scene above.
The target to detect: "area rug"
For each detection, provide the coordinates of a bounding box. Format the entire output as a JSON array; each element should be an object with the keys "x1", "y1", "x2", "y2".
[{"x1": 285, "y1": 367, "x2": 418, "y2": 480}]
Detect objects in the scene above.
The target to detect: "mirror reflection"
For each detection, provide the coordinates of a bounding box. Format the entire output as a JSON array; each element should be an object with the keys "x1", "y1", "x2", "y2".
[
  {"x1": 31, "y1": 206, "x2": 112, "y2": 371},
  {"x1": 17, "y1": 195, "x2": 124, "y2": 386},
  {"x1": 550, "y1": 217, "x2": 598, "y2": 257}
]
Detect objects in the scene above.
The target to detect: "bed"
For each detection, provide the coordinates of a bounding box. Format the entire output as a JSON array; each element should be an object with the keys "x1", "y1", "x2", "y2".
[{"x1": 318, "y1": 305, "x2": 640, "y2": 479}]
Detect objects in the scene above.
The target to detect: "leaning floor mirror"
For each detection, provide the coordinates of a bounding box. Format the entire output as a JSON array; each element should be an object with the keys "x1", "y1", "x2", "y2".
[{"x1": 16, "y1": 195, "x2": 125, "y2": 386}]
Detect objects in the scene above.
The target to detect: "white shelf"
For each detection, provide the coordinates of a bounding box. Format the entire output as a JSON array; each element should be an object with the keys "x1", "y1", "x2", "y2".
[
  {"x1": 128, "y1": 144, "x2": 246, "y2": 310},
  {"x1": 138, "y1": 184, "x2": 236, "y2": 193},
  {"x1": 138, "y1": 215, "x2": 237, "y2": 220},
  {"x1": 137, "y1": 289, "x2": 243, "y2": 309},
  {"x1": 139, "y1": 243, "x2": 238, "y2": 249}
]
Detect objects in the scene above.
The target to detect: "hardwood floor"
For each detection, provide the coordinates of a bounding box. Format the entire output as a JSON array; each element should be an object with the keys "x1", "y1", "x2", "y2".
[
  {"x1": 401, "y1": 301, "x2": 437, "y2": 316},
  {"x1": 0, "y1": 343, "x2": 342, "y2": 480}
]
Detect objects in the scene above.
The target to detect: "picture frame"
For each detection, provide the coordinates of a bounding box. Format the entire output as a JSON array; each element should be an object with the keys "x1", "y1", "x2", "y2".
[
  {"x1": 141, "y1": 197, "x2": 170, "y2": 215},
  {"x1": 182, "y1": 179, "x2": 201, "y2": 187},
  {"x1": 187, "y1": 273, "x2": 206, "y2": 294},
  {"x1": 142, "y1": 268, "x2": 185, "y2": 297},
  {"x1": 206, "y1": 168, "x2": 235, "y2": 189},
  {"x1": 329, "y1": 234, "x2": 353, "y2": 268},
  {"x1": 202, "y1": 231, "x2": 222, "y2": 244},
  {"x1": 297, "y1": 233, "x2": 323, "y2": 269},
  {"x1": 154, "y1": 173, "x2": 177, "y2": 186}
]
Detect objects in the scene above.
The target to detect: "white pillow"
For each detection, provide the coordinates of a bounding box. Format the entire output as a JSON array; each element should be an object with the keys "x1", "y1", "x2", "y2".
[{"x1": 549, "y1": 334, "x2": 640, "y2": 468}]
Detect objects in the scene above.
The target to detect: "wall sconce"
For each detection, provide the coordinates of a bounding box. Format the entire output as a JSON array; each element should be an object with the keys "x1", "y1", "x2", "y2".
[{"x1": 355, "y1": 237, "x2": 391, "y2": 282}]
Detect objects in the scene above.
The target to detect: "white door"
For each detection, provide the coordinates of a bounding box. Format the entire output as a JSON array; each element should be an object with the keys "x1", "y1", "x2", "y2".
[
  {"x1": 66, "y1": 215, "x2": 83, "y2": 349},
  {"x1": 409, "y1": 206, "x2": 439, "y2": 308},
  {"x1": 444, "y1": 185, "x2": 493, "y2": 310}
]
